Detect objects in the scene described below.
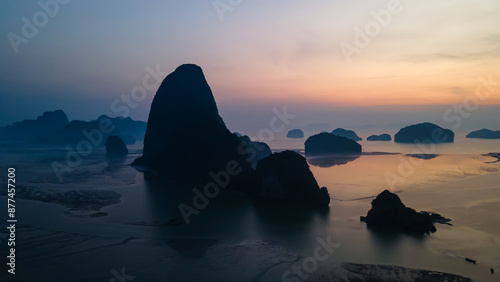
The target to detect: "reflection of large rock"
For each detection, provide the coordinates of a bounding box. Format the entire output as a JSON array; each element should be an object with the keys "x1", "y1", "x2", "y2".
[
  {"x1": 307, "y1": 154, "x2": 360, "y2": 167},
  {"x1": 466, "y1": 129, "x2": 500, "y2": 139},
  {"x1": 361, "y1": 190, "x2": 450, "y2": 234},
  {"x1": 331, "y1": 128, "x2": 362, "y2": 141},
  {"x1": 255, "y1": 151, "x2": 330, "y2": 206},
  {"x1": 287, "y1": 129, "x2": 304, "y2": 138},
  {"x1": 395, "y1": 122, "x2": 454, "y2": 143},
  {"x1": 132, "y1": 64, "x2": 254, "y2": 190},
  {"x1": 0, "y1": 110, "x2": 69, "y2": 142},
  {"x1": 367, "y1": 134, "x2": 391, "y2": 141},
  {"x1": 237, "y1": 135, "x2": 272, "y2": 168},
  {"x1": 305, "y1": 133, "x2": 362, "y2": 154},
  {"x1": 105, "y1": 135, "x2": 128, "y2": 155}
]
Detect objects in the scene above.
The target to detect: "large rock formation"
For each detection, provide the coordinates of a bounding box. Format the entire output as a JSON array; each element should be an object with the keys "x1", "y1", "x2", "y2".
[
  {"x1": 255, "y1": 150, "x2": 330, "y2": 206},
  {"x1": 132, "y1": 64, "x2": 254, "y2": 190},
  {"x1": 237, "y1": 135, "x2": 272, "y2": 168},
  {"x1": 466, "y1": 129, "x2": 500, "y2": 139},
  {"x1": 0, "y1": 110, "x2": 69, "y2": 142},
  {"x1": 331, "y1": 128, "x2": 362, "y2": 141},
  {"x1": 360, "y1": 190, "x2": 450, "y2": 234},
  {"x1": 105, "y1": 135, "x2": 128, "y2": 155},
  {"x1": 394, "y1": 122, "x2": 454, "y2": 143},
  {"x1": 286, "y1": 129, "x2": 304, "y2": 138},
  {"x1": 305, "y1": 133, "x2": 362, "y2": 154},
  {"x1": 367, "y1": 134, "x2": 391, "y2": 141}
]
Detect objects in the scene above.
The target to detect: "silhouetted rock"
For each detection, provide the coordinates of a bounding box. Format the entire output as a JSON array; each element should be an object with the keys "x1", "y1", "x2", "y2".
[
  {"x1": 0, "y1": 110, "x2": 147, "y2": 146},
  {"x1": 305, "y1": 133, "x2": 362, "y2": 154},
  {"x1": 97, "y1": 115, "x2": 147, "y2": 141},
  {"x1": 360, "y1": 190, "x2": 450, "y2": 234},
  {"x1": 394, "y1": 122, "x2": 454, "y2": 143},
  {"x1": 237, "y1": 135, "x2": 272, "y2": 168},
  {"x1": 61, "y1": 119, "x2": 121, "y2": 145},
  {"x1": 233, "y1": 132, "x2": 242, "y2": 137},
  {"x1": 286, "y1": 129, "x2": 304, "y2": 138},
  {"x1": 465, "y1": 258, "x2": 476, "y2": 264},
  {"x1": 132, "y1": 64, "x2": 254, "y2": 190},
  {"x1": 367, "y1": 134, "x2": 391, "y2": 141},
  {"x1": 61, "y1": 116, "x2": 144, "y2": 145},
  {"x1": 0, "y1": 110, "x2": 69, "y2": 142},
  {"x1": 466, "y1": 129, "x2": 500, "y2": 139},
  {"x1": 331, "y1": 128, "x2": 362, "y2": 141},
  {"x1": 105, "y1": 135, "x2": 128, "y2": 155},
  {"x1": 255, "y1": 150, "x2": 330, "y2": 206}
]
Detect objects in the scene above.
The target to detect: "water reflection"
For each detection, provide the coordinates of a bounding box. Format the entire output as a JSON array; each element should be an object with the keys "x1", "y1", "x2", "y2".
[
  {"x1": 365, "y1": 227, "x2": 426, "y2": 261},
  {"x1": 306, "y1": 154, "x2": 361, "y2": 167},
  {"x1": 141, "y1": 175, "x2": 331, "y2": 258},
  {"x1": 105, "y1": 155, "x2": 127, "y2": 168},
  {"x1": 406, "y1": 154, "x2": 439, "y2": 160}
]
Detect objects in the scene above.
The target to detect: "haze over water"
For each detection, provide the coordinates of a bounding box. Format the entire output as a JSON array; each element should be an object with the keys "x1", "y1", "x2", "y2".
[{"x1": 1, "y1": 1, "x2": 500, "y2": 281}]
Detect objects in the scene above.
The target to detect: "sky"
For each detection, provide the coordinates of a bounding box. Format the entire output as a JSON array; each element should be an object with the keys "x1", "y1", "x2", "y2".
[{"x1": 1, "y1": 0, "x2": 499, "y2": 134}]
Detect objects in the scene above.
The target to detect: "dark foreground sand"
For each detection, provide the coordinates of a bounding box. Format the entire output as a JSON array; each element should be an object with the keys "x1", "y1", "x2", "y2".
[
  {"x1": 1, "y1": 147, "x2": 498, "y2": 281},
  {"x1": 1, "y1": 224, "x2": 474, "y2": 281}
]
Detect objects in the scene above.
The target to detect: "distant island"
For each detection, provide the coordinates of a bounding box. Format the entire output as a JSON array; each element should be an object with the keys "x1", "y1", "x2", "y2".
[
  {"x1": 466, "y1": 129, "x2": 500, "y2": 139},
  {"x1": 331, "y1": 128, "x2": 362, "y2": 141},
  {"x1": 361, "y1": 190, "x2": 451, "y2": 234},
  {"x1": 0, "y1": 110, "x2": 68, "y2": 142},
  {"x1": 286, "y1": 129, "x2": 304, "y2": 138},
  {"x1": 367, "y1": 133, "x2": 391, "y2": 141},
  {"x1": 305, "y1": 132, "x2": 362, "y2": 154},
  {"x1": 394, "y1": 122, "x2": 454, "y2": 143},
  {"x1": 0, "y1": 110, "x2": 147, "y2": 145},
  {"x1": 105, "y1": 135, "x2": 128, "y2": 156}
]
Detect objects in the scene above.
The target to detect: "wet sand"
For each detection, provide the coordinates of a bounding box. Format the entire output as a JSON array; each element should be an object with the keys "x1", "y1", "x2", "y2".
[{"x1": 1, "y1": 145, "x2": 499, "y2": 281}]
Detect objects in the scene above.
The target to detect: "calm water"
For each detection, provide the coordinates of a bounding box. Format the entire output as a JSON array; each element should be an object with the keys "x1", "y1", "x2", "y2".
[
  {"x1": 1, "y1": 138, "x2": 499, "y2": 281},
  {"x1": 263, "y1": 133, "x2": 500, "y2": 155}
]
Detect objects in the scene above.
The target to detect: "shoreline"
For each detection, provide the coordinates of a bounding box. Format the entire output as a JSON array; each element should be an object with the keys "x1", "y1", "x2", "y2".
[{"x1": 1, "y1": 150, "x2": 499, "y2": 281}]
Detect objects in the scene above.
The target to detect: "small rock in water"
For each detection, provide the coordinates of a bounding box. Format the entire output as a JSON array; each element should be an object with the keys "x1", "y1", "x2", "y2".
[
  {"x1": 491, "y1": 268, "x2": 494, "y2": 274},
  {"x1": 465, "y1": 258, "x2": 476, "y2": 264}
]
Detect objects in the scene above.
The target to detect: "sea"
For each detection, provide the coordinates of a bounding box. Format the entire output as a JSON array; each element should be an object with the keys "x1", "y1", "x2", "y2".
[{"x1": 0, "y1": 132, "x2": 499, "y2": 281}]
